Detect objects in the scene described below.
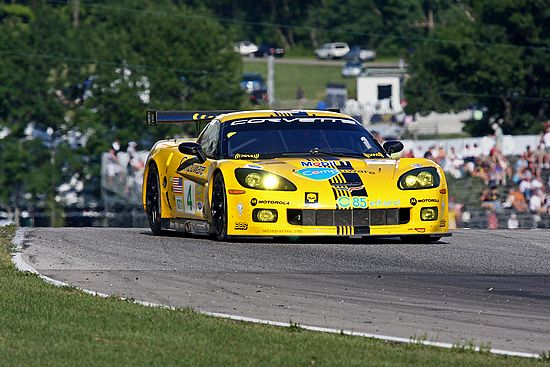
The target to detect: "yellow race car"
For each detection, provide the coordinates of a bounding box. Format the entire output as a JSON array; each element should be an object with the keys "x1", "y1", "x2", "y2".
[{"x1": 143, "y1": 109, "x2": 450, "y2": 242}]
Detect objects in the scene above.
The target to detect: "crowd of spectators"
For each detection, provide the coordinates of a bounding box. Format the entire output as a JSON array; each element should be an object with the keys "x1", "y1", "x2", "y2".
[
  {"x1": 103, "y1": 139, "x2": 147, "y2": 204},
  {"x1": 404, "y1": 122, "x2": 550, "y2": 229}
]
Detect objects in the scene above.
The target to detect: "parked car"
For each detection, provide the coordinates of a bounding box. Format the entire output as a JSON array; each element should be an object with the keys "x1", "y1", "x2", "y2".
[
  {"x1": 240, "y1": 73, "x2": 268, "y2": 104},
  {"x1": 234, "y1": 41, "x2": 259, "y2": 56},
  {"x1": 341, "y1": 60, "x2": 364, "y2": 77},
  {"x1": 314, "y1": 42, "x2": 350, "y2": 59},
  {"x1": 254, "y1": 43, "x2": 285, "y2": 58},
  {"x1": 344, "y1": 46, "x2": 376, "y2": 62}
]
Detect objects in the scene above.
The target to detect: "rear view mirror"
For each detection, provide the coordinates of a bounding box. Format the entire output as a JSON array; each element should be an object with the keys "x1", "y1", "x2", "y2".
[
  {"x1": 178, "y1": 142, "x2": 206, "y2": 163},
  {"x1": 383, "y1": 140, "x2": 404, "y2": 155}
]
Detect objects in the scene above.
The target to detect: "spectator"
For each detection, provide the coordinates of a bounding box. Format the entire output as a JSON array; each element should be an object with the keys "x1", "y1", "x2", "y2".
[
  {"x1": 503, "y1": 188, "x2": 528, "y2": 213},
  {"x1": 480, "y1": 186, "x2": 502, "y2": 214}
]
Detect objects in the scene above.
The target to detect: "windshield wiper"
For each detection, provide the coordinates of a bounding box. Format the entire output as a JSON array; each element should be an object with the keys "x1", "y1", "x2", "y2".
[{"x1": 308, "y1": 147, "x2": 365, "y2": 158}]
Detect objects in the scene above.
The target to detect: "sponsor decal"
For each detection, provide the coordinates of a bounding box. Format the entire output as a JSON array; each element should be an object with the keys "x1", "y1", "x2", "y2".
[
  {"x1": 230, "y1": 117, "x2": 359, "y2": 126},
  {"x1": 417, "y1": 198, "x2": 440, "y2": 203},
  {"x1": 162, "y1": 176, "x2": 167, "y2": 188},
  {"x1": 250, "y1": 198, "x2": 257, "y2": 206},
  {"x1": 301, "y1": 161, "x2": 338, "y2": 168},
  {"x1": 411, "y1": 164, "x2": 423, "y2": 168},
  {"x1": 172, "y1": 177, "x2": 183, "y2": 194},
  {"x1": 234, "y1": 153, "x2": 260, "y2": 159},
  {"x1": 244, "y1": 164, "x2": 263, "y2": 169},
  {"x1": 295, "y1": 168, "x2": 339, "y2": 181},
  {"x1": 410, "y1": 197, "x2": 439, "y2": 205},
  {"x1": 261, "y1": 229, "x2": 303, "y2": 234},
  {"x1": 237, "y1": 203, "x2": 243, "y2": 216},
  {"x1": 439, "y1": 219, "x2": 446, "y2": 227},
  {"x1": 197, "y1": 201, "x2": 203, "y2": 212},
  {"x1": 305, "y1": 192, "x2": 318, "y2": 205},
  {"x1": 183, "y1": 181, "x2": 196, "y2": 214},
  {"x1": 234, "y1": 222, "x2": 248, "y2": 230},
  {"x1": 369, "y1": 199, "x2": 400, "y2": 207},
  {"x1": 361, "y1": 136, "x2": 372, "y2": 149},
  {"x1": 256, "y1": 199, "x2": 290, "y2": 205},
  {"x1": 175, "y1": 196, "x2": 184, "y2": 212},
  {"x1": 363, "y1": 152, "x2": 384, "y2": 158},
  {"x1": 183, "y1": 164, "x2": 206, "y2": 176},
  {"x1": 337, "y1": 196, "x2": 367, "y2": 209}
]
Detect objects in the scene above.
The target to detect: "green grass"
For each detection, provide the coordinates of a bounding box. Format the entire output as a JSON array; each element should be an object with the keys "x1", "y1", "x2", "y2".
[
  {"x1": 243, "y1": 61, "x2": 357, "y2": 106},
  {"x1": 0, "y1": 225, "x2": 547, "y2": 366}
]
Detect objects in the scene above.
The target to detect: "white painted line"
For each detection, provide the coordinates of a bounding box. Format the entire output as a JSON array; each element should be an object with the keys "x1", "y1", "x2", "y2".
[{"x1": 10, "y1": 228, "x2": 542, "y2": 359}]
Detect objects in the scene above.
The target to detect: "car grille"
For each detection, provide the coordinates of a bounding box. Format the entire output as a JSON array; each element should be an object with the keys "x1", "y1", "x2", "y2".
[{"x1": 287, "y1": 208, "x2": 410, "y2": 227}]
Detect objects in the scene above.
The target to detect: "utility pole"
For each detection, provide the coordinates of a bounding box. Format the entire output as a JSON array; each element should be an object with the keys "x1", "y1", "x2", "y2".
[
  {"x1": 72, "y1": 0, "x2": 80, "y2": 28},
  {"x1": 267, "y1": 54, "x2": 275, "y2": 106}
]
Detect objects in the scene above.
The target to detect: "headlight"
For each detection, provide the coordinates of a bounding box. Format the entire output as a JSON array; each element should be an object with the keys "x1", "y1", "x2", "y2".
[
  {"x1": 398, "y1": 167, "x2": 440, "y2": 190},
  {"x1": 235, "y1": 168, "x2": 297, "y2": 191}
]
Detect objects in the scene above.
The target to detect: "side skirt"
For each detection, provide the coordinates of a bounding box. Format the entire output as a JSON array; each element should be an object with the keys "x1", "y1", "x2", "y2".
[{"x1": 161, "y1": 218, "x2": 212, "y2": 235}]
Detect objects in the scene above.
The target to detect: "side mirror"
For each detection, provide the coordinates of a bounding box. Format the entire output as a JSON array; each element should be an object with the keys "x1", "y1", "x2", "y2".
[
  {"x1": 383, "y1": 140, "x2": 404, "y2": 155},
  {"x1": 178, "y1": 142, "x2": 206, "y2": 163}
]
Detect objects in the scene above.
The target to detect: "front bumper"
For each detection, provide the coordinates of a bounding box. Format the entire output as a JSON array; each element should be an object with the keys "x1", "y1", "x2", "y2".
[{"x1": 225, "y1": 192, "x2": 450, "y2": 237}]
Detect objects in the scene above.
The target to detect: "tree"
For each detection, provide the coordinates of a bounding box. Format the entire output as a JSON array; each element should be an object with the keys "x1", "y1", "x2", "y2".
[
  {"x1": 404, "y1": 1, "x2": 550, "y2": 135},
  {"x1": 0, "y1": 0, "x2": 244, "y2": 224}
]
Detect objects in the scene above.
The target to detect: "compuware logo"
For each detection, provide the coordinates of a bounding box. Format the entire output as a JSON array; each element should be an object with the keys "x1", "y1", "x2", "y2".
[{"x1": 295, "y1": 168, "x2": 339, "y2": 181}]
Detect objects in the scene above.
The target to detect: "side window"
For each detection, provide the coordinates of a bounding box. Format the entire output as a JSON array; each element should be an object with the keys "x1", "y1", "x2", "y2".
[{"x1": 197, "y1": 120, "x2": 220, "y2": 159}]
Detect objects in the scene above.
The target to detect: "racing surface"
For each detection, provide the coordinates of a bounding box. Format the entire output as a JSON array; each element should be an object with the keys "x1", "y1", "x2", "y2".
[{"x1": 19, "y1": 228, "x2": 550, "y2": 354}]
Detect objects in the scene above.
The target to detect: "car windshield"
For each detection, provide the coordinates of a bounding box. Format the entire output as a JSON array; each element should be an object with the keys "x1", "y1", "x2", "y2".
[{"x1": 219, "y1": 117, "x2": 387, "y2": 159}]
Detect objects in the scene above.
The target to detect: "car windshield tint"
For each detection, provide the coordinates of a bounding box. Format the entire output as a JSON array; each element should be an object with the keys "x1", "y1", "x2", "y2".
[{"x1": 220, "y1": 117, "x2": 386, "y2": 159}]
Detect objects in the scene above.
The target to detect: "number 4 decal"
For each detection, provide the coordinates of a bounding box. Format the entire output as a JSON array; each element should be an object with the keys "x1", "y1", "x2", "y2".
[{"x1": 184, "y1": 181, "x2": 196, "y2": 214}]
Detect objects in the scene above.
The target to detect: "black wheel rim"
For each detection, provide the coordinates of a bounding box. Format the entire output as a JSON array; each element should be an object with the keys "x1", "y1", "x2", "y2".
[
  {"x1": 212, "y1": 178, "x2": 226, "y2": 236},
  {"x1": 146, "y1": 168, "x2": 159, "y2": 227}
]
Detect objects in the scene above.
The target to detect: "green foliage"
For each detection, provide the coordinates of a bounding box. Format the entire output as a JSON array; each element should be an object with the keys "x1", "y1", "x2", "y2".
[
  {"x1": 404, "y1": 1, "x2": 549, "y2": 136},
  {"x1": 0, "y1": 1, "x2": 243, "y2": 217}
]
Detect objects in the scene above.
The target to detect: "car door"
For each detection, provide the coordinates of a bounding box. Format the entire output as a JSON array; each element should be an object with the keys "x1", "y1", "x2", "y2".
[{"x1": 174, "y1": 120, "x2": 220, "y2": 220}]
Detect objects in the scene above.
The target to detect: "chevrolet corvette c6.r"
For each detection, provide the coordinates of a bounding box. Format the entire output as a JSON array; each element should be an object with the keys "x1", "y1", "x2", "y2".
[{"x1": 142, "y1": 109, "x2": 450, "y2": 242}]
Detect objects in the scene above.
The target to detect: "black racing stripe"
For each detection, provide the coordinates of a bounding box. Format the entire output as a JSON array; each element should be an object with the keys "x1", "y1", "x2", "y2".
[{"x1": 165, "y1": 192, "x2": 172, "y2": 210}]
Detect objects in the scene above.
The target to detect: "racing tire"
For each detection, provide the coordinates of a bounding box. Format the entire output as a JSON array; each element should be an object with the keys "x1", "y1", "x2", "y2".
[
  {"x1": 400, "y1": 235, "x2": 441, "y2": 243},
  {"x1": 211, "y1": 173, "x2": 228, "y2": 241},
  {"x1": 146, "y1": 163, "x2": 162, "y2": 235}
]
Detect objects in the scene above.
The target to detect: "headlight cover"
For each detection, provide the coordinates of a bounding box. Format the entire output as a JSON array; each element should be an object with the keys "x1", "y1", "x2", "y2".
[
  {"x1": 398, "y1": 167, "x2": 440, "y2": 190},
  {"x1": 235, "y1": 168, "x2": 297, "y2": 191}
]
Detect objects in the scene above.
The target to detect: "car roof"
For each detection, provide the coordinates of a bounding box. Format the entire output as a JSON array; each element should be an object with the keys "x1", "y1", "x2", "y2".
[{"x1": 217, "y1": 110, "x2": 353, "y2": 123}]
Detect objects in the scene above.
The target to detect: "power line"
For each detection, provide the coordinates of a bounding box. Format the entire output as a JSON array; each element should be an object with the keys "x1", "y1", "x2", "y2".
[
  {"x1": 0, "y1": 50, "x2": 225, "y2": 76},
  {"x1": 438, "y1": 91, "x2": 550, "y2": 102},
  {"x1": 43, "y1": 0, "x2": 550, "y2": 53}
]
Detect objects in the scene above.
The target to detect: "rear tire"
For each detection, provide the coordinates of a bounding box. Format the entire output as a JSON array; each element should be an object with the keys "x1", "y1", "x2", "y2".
[
  {"x1": 146, "y1": 163, "x2": 162, "y2": 235},
  {"x1": 211, "y1": 173, "x2": 228, "y2": 241}
]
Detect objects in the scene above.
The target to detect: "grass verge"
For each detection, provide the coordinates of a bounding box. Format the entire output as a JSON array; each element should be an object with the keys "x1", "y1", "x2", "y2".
[
  {"x1": 243, "y1": 61, "x2": 357, "y2": 103},
  {"x1": 0, "y1": 225, "x2": 546, "y2": 366}
]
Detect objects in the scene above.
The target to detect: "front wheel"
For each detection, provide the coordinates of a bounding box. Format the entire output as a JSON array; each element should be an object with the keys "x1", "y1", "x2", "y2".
[
  {"x1": 211, "y1": 173, "x2": 228, "y2": 241},
  {"x1": 146, "y1": 163, "x2": 162, "y2": 235}
]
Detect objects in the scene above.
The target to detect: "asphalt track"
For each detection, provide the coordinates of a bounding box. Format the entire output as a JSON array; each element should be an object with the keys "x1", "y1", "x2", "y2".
[{"x1": 17, "y1": 228, "x2": 550, "y2": 355}]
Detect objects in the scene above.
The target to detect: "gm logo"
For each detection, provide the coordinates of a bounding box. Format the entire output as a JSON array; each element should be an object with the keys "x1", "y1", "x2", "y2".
[
  {"x1": 410, "y1": 198, "x2": 417, "y2": 206},
  {"x1": 305, "y1": 192, "x2": 318, "y2": 204}
]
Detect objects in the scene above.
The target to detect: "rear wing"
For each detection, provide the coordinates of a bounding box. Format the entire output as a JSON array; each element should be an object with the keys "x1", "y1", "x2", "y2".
[{"x1": 145, "y1": 109, "x2": 235, "y2": 126}]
